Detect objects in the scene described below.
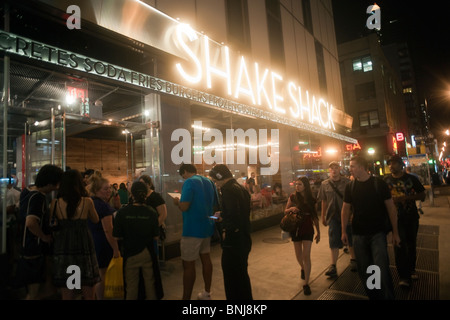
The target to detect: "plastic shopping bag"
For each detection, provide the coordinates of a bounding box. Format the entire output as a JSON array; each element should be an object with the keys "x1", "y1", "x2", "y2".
[{"x1": 104, "y1": 256, "x2": 124, "y2": 299}]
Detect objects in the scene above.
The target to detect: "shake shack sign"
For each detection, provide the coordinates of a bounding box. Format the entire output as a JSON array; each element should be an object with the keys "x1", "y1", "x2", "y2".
[{"x1": 0, "y1": 31, "x2": 357, "y2": 144}]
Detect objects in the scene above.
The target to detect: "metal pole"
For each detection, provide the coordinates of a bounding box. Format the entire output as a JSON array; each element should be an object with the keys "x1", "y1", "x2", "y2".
[
  {"x1": 125, "y1": 132, "x2": 129, "y2": 183},
  {"x1": 130, "y1": 133, "x2": 134, "y2": 179},
  {"x1": 62, "y1": 111, "x2": 66, "y2": 171},
  {"x1": 2, "y1": 2, "x2": 10, "y2": 255},
  {"x1": 51, "y1": 108, "x2": 55, "y2": 165}
]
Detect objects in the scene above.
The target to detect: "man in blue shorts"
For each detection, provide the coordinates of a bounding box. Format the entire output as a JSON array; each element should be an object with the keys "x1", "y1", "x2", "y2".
[{"x1": 173, "y1": 164, "x2": 218, "y2": 300}]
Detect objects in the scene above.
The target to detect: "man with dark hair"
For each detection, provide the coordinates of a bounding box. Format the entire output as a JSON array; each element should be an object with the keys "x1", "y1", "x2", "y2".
[
  {"x1": 385, "y1": 155, "x2": 426, "y2": 287},
  {"x1": 341, "y1": 156, "x2": 400, "y2": 300},
  {"x1": 18, "y1": 164, "x2": 64, "y2": 299},
  {"x1": 173, "y1": 163, "x2": 218, "y2": 300},
  {"x1": 209, "y1": 164, "x2": 253, "y2": 300}
]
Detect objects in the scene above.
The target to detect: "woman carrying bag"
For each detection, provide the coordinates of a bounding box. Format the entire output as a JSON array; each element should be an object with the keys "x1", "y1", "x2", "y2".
[{"x1": 284, "y1": 177, "x2": 320, "y2": 296}]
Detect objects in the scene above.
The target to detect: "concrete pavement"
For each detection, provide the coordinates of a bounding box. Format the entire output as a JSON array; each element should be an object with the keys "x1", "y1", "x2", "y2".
[{"x1": 159, "y1": 193, "x2": 450, "y2": 300}]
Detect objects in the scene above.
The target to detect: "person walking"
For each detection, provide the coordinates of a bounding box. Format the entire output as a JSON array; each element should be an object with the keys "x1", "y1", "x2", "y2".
[
  {"x1": 405, "y1": 166, "x2": 425, "y2": 215},
  {"x1": 209, "y1": 164, "x2": 253, "y2": 300},
  {"x1": 341, "y1": 156, "x2": 401, "y2": 300},
  {"x1": 385, "y1": 155, "x2": 426, "y2": 287},
  {"x1": 50, "y1": 169, "x2": 101, "y2": 300},
  {"x1": 318, "y1": 161, "x2": 356, "y2": 278},
  {"x1": 88, "y1": 176, "x2": 121, "y2": 300},
  {"x1": 284, "y1": 177, "x2": 320, "y2": 296},
  {"x1": 173, "y1": 164, "x2": 218, "y2": 300},
  {"x1": 113, "y1": 181, "x2": 163, "y2": 300},
  {"x1": 18, "y1": 164, "x2": 63, "y2": 300}
]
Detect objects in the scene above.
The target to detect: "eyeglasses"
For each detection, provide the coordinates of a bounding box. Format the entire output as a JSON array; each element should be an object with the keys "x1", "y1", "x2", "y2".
[{"x1": 295, "y1": 183, "x2": 303, "y2": 186}]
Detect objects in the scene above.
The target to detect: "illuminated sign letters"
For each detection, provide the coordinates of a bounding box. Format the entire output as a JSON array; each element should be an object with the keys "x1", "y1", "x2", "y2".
[
  {"x1": 346, "y1": 142, "x2": 362, "y2": 151},
  {"x1": 174, "y1": 24, "x2": 336, "y2": 131},
  {"x1": 396, "y1": 132, "x2": 404, "y2": 141}
]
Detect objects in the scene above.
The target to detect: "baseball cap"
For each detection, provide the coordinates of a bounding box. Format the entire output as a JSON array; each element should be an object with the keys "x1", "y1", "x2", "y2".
[{"x1": 387, "y1": 155, "x2": 404, "y2": 166}]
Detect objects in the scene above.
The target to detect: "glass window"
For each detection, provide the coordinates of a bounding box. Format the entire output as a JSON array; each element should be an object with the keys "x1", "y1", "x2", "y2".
[
  {"x1": 302, "y1": 0, "x2": 313, "y2": 34},
  {"x1": 355, "y1": 81, "x2": 376, "y2": 101},
  {"x1": 352, "y1": 56, "x2": 372, "y2": 72},
  {"x1": 359, "y1": 112, "x2": 369, "y2": 127},
  {"x1": 352, "y1": 59, "x2": 362, "y2": 71},
  {"x1": 369, "y1": 110, "x2": 379, "y2": 127},
  {"x1": 359, "y1": 110, "x2": 379, "y2": 128},
  {"x1": 362, "y1": 56, "x2": 373, "y2": 72}
]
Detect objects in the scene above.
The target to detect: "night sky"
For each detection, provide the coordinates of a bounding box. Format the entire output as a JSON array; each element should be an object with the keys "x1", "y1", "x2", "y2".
[{"x1": 332, "y1": 1, "x2": 450, "y2": 141}]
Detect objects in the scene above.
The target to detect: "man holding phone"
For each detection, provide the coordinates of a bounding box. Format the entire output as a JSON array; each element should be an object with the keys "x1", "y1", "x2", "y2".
[
  {"x1": 209, "y1": 164, "x2": 253, "y2": 300},
  {"x1": 173, "y1": 164, "x2": 217, "y2": 300}
]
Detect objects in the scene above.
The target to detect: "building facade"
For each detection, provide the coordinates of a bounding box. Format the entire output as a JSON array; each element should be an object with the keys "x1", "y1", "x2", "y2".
[
  {"x1": 1, "y1": 0, "x2": 355, "y2": 257},
  {"x1": 338, "y1": 33, "x2": 407, "y2": 174}
]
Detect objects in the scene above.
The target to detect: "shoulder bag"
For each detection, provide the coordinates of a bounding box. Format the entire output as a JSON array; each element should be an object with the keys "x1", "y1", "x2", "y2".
[{"x1": 280, "y1": 211, "x2": 304, "y2": 234}]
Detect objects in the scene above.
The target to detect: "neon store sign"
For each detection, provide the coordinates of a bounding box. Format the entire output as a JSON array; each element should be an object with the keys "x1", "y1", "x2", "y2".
[{"x1": 175, "y1": 24, "x2": 336, "y2": 131}]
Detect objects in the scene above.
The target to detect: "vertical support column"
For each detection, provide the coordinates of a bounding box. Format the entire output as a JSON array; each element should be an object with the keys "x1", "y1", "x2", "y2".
[
  {"x1": 144, "y1": 93, "x2": 162, "y2": 192},
  {"x1": 279, "y1": 126, "x2": 293, "y2": 197},
  {"x1": 2, "y1": 2, "x2": 10, "y2": 255},
  {"x1": 50, "y1": 108, "x2": 55, "y2": 165}
]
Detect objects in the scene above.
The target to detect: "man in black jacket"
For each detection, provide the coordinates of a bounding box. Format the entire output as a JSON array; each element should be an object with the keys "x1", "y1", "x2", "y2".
[{"x1": 209, "y1": 164, "x2": 253, "y2": 300}]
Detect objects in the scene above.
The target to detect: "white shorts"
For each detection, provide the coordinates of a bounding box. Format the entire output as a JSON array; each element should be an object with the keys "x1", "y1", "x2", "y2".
[{"x1": 180, "y1": 237, "x2": 211, "y2": 261}]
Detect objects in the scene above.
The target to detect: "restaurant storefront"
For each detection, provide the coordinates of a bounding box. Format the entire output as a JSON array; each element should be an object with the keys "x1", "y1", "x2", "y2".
[{"x1": 1, "y1": 0, "x2": 356, "y2": 259}]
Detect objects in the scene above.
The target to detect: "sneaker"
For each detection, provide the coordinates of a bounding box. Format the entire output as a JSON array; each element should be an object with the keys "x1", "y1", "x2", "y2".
[
  {"x1": 303, "y1": 284, "x2": 311, "y2": 296},
  {"x1": 197, "y1": 290, "x2": 211, "y2": 300},
  {"x1": 399, "y1": 279, "x2": 411, "y2": 288},
  {"x1": 301, "y1": 269, "x2": 305, "y2": 280},
  {"x1": 350, "y1": 259, "x2": 358, "y2": 272},
  {"x1": 325, "y1": 264, "x2": 337, "y2": 277},
  {"x1": 411, "y1": 271, "x2": 419, "y2": 280}
]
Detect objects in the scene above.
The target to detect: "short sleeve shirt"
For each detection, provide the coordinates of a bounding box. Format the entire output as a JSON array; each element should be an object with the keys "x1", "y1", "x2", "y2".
[
  {"x1": 146, "y1": 191, "x2": 165, "y2": 211},
  {"x1": 113, "y1": 205, "x2": 159, "y2": 259},
  {"x1": 318, "y1": 177, "x2": 350, "y2": 223},
  {"x1": 344, "y1": 177, "x2": 391, "y2": 235},
  {"x1": 89, "y1": 196, "x2": 116, "y2": 240},
  {"x1": 384, "y1": 173, "x2": 425, "y2": 220},
  {"x1": 180, "y1": 175, "x2": 216, "y2": 238},
  {"x1": 20, "y1": 190, "x2": 50, "y2": 256}
]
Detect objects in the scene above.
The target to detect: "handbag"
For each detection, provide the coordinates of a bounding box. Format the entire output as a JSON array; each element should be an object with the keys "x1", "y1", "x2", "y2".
[
  {"x1": 280, "y1": 211, "x2": 304, "y2": 233},
  {"x1": 104, "y1": 256, "x2": 124, "y2": 299}
]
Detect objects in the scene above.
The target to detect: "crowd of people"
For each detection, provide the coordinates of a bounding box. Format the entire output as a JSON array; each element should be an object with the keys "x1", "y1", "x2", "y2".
[
  {"x1": 8, "y1": 166, "x2": 167, "y2": 300},
  {"x1": 5, "y1": 152, "x2": 427, "y2": 300}
]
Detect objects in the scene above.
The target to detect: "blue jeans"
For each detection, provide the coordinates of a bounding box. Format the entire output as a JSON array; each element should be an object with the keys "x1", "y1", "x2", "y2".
[{"x1": 353, "y1": 232, "x2": 394, "y2": 300}]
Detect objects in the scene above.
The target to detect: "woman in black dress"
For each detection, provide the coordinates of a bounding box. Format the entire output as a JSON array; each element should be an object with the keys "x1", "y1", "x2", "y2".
[
  {"x1": 50, "y1": 169, "x2": 101, "y2": 300},
  {"x1": 284, "y1": 177, "x2": 320, "y2": 296}
]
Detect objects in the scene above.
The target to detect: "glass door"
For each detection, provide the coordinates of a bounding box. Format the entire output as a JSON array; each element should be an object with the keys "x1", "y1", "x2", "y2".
[{"x1": 23, "y1": 108, "x2": 65, "y2": 187}]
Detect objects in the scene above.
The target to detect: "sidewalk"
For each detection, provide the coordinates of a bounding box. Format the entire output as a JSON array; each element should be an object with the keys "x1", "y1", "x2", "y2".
[{"x1": 159, "y1": 194, "x2": 450, "y2": 300}]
